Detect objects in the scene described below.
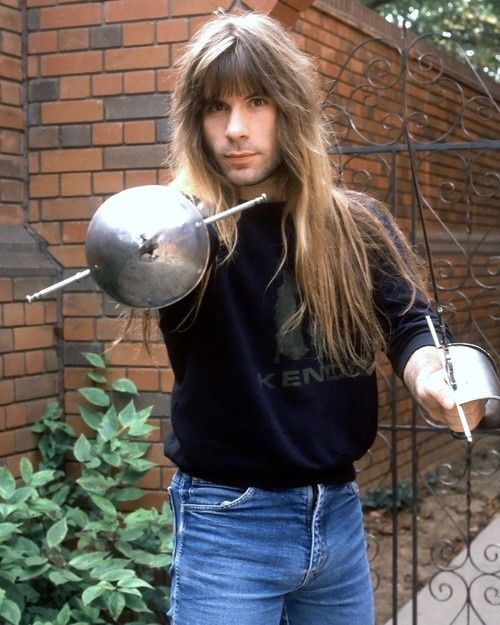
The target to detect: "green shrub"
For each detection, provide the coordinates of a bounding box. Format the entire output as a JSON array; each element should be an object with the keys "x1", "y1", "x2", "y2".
[
  {"x1": 361, "y1": 481, "x2": 414, "y2": 511},
  {"x1": 0, "y1": 352, "x2": 172, "y2": 625}
]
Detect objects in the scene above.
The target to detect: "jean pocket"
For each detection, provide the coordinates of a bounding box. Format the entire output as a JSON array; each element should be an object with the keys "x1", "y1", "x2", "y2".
[{"x1": 183, "y1": 479, "x2": 255, "y2": 510}]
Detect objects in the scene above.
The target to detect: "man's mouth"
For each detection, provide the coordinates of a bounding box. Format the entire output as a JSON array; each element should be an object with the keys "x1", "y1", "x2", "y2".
[{"x1": 225, "y1": 152, "x2": 256, "y2": 164}]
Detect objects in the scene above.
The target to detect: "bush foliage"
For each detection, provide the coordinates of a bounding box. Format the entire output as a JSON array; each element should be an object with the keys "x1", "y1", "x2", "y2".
[{"x1": 0, "y1": 352, "x2": 172, "y2": 625}]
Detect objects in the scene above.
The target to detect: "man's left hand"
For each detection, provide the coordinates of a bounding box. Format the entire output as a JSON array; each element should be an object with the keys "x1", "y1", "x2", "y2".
[{"x1": 403, "y1": 346, "x2": 486, "y2": 433}]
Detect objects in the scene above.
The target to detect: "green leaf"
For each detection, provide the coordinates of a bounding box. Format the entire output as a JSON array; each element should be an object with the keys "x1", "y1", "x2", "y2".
[
  {"x1": 79, "y1": 405, "x2": 103, "y2": 430},
  {"x1": 0, "y1": 523, "x2": 20, "y2": 542},
  {"x1": 69, "y1": 552, "x2": 108, "y2": 571},
  {"x1": 48, "y1": 569, "x2": 81, "y2": 585},
  {"x1": 0, "y1": 468, "x2": 16, "y2": 500},
  {"x1": 82, "y1": 352, "x2": 106, "y2": 369},
  {"x1": 128, "y1": 423, "x2": 154, "y2": 437},
  {"x1": 107, "y1": 592, "x2": 126, "y2": 620},
  {"x1": 100, "y1": 568, "x2": 134, "y2": 582},
  {"x1": 118, "y1": 577, "x2": 153, "y2": 589},
  {"x1": 20, "y1": 458, "x2": 33, "y2": 484},
  {"x1": 90, "y1": 495, "x2": 117, "y2": 517},
  {"x1": 30, "y1": 470, "x2": 56, "y2": 488},
  {"x1": 46, "y1": 517, "x2": 68, "y2": 549},
  {"x1": 8, "y1": 486, "x2": 33, "y2": 505},
  {"x1": 0, "y1": 598, "x2": 21, "y2": 625},
  {"x1": 86, "y1": 371, "x2": 107, "y2": 384},
  {"x1": 78, "y1": 387, "x2": 110, "y2": 407},
  {"x1": 82, "y1": 585, "x2": 106, "y2": 606},
  {"x1": 73, "y1": 434, "x2": 91, "y2": 462},
  {"x1": 112, "y1": 378, "x2": 138, "y2": 395},
  {"x1": 117, "y1": 401, "x2": 138, "y2": 428},
  {"x1": 113, "y1": 487, "x2": 144, "y2": 502},
  {"x1": 56, "y1": 604, "x2": 71, "y2": 625},
  {"x1": 98, "y1": 406, "x2": 119, "y2": 441}
]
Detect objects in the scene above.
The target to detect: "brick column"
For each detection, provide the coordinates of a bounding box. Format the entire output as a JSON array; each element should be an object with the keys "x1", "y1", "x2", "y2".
[{"x1": 0, "y1": 0, "x2": 60, "y2": 475}]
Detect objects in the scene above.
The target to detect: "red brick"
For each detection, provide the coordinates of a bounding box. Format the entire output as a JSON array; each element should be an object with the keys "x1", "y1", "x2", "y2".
[
  {"x1": 0, "y1": 129, "x2": 22, "y2": 155},
  {"x1": 15, "y1": 427, "x2": 39, "y2": 454},
  {"x1": 92, "y1": 73, "x2": 123, "y2": 96},
  {"x1": 0, "y1": 206, "x2": 23, "y2": 226},
  {"x1": 60, "y1": 75, "x2": 91, "y2": 99},
  {"x1": 58, "y1": 28, "x2": 90, "y2": 52},
  {"x1": 160, "y1": 368, "x2": 174, "y2": 392},
  {"x1": 28, "y1": 152, "x2": 40, "y2": 174},
  {"x1": 92, "y1": 122, "x2": 123, "y2": 145},
  {"x1": 3, "y1": 352, "x2": 24, "y2": 377},
  {"x1": 28, "y1": 30, "x2": 57, "y2": 54},
  {"x1": 127, "y1": 367, "x2": 160, "y2": 391},
  {"x1": 2, "y1": 31, "x2": 22, "y2": 56},
  {"x1": 13, "y1": 326, "x2": 54, "y2": 351},
  {"x1": 0, "y1": 430, "x2": 16, "y2": 454},
  {"x1": 32, "y1": 221, "x2": 61, "y2": 245},
  {"x1": 105, "y1": 341, "x2": 167, "y2": 367},
  {"x1": 105, "y1": 0, "x2": 168, "y2": 23},
  {"x1": 124, "y1": 120, "x2": 155, "y2": 144},
  {"x1": 105, "y1": 46, "x2": 169, "y2": 71},
  {"x1": 41, "y1": 148, "x2": 102, "y2": 173},
  {"x1": 27, "y1": 55, "x2": 40, "y2": 78},
  {"x1": 64, "y1": 317, "x2": 94, "y2": 341},
  {"x1": 28, "y1": 201, "x2": 40, "y2": 222},
  {"x1": 30, "y1": 174, "x2": 59, "y2": 198},
  {"x1": 44, "y1": 302, "x2": 57, "y2": 323},
  {"x1": 63, "y1": 292, "x2": 102, "y2": 317},
  {"x1": 41, "y1": 99, "x2": 102, "y2": 124},
  {"x1": 3, "y1": 302, "x2": 24, "y2": 326},
  {"x1": 41, "y1": 51, "x2": 102, "y2": 76},
  {"x1": 1, "y1": 82, "x2": 22, "y2": 107},
  {"x1": 24, "y1": 302, "x2": 46, "y2": 325},
  {"x1": 41, "y1": 196, "x2": 100, "y2": 220},
  {"x1": 63, "y1": 366, "x2": 87, "y2": 390},
  {"x1": 156, "y1": 67, "x2": 176, "y2": 92},
  {"x1": 125, "y1": 169, "x2": 158, "y2": 187},
  {"x1": 5, "y1": 403, "x2": 27, "y2": 429},
  {"x1": 0, "y1": 381, "x2": 14, "y2": 407},
  {"x1": 61, "y1": 172, "x2": 91, "y2": 196},
  {"x1": 62, "y1": 221, "x2": 88, "y2": 243},
  {"x1": 0, "y1": 103, "x2": 22, "y2": 129},
  {"x1": 92, "y1": 171, "x2": 124, "y2": 194},
  {"x1": 39, "y1": 4, "x2": 101, "y2": 29},
  {"x1": 157, "y1": 18, "x2": 189, "y2": 43},
  {"x1": 25, "y1": 350, "x2": 45, "y2": 374},
  {"x1": 0, "y1": 52, "x2": 20, "y2": 79},
  {"x1": 0, "y1": 5, "x2": 22, "y2": 33},
  {"x1": 124, "y1": 70, "x2": 155, "y2": 94},
  {"x1": 171, "y1": 0, "x2": 230, "y2": 16},
  {"x1": 96, "y1": 316, "x2": 123, "y2": 340},
  {"x1": 123, "y1": 22, "x2": 155, "y2": 46},
  {"x1": 48, "y1": 244, "x2": 87, "y2": 268}
]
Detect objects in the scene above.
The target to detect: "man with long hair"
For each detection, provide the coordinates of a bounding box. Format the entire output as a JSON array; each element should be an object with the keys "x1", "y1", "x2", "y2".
[{"x1": 159, "y1": 11, "x2": 484, "y2": 625}]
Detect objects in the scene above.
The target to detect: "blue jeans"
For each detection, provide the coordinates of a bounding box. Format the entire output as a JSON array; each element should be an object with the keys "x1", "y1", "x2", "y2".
[{"x1": 167, "y1": 471, "x2": 373, "y2": 625}]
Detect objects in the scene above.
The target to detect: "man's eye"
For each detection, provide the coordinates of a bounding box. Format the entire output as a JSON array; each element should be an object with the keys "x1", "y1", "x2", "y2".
[
  {"x1": 250, "y1": 97, "x2": 266, "y2": 107},
  {"x1": 206, "y1": 101, "x2": 225, "y2": 113}
]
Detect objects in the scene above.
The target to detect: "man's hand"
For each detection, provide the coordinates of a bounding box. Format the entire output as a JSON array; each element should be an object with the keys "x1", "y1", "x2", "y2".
[{"x1": 403, "y1": 346, "x2": 485, "y2": 432}]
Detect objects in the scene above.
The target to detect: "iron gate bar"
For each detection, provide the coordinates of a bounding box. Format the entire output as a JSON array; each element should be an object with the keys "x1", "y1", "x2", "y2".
[{"x1": 329, "y1": 140, "x2": 500, "y2": 154}]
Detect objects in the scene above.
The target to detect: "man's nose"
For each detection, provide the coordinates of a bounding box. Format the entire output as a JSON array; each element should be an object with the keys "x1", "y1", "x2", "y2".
[{"x1": 225, "y1": 107, "x2": 249, "y2": 140}]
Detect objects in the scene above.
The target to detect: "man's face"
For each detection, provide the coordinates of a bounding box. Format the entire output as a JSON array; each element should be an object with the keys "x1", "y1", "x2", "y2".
[{"x1": 201, "y1": 93, "x2": 282, "y2": 200}]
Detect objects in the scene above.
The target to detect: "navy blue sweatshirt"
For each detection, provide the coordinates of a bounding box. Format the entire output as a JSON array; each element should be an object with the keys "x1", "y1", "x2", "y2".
[{"x1": 159, "y1": 201, "x2": 440, "y2": 488}]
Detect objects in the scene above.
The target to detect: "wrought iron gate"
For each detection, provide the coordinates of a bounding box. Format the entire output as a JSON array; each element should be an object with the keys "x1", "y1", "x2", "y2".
[{"x1": 324, "y1": 31, "x2": 500, "y2": 625}]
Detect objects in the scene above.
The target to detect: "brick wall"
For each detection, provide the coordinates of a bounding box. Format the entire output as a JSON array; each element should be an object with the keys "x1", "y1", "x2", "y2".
[
  {"x1": 0, "y1": 0, "x2": 60, "y2": 477},
  {"x1": 1, "y1": 0, "x2": 498, "y2": 497}
]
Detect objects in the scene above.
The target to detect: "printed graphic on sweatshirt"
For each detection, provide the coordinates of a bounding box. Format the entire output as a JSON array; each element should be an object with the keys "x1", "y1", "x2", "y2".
[
  {"x1": 273, "y1": 269, "x2": 310, "y2": 363},
  {"x1": 260, "y1": 269, "x2": 341, "y2": 389}
]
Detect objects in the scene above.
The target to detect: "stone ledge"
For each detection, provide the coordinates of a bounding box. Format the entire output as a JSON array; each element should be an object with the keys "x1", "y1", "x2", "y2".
[{"x1": 0, "y1": 226, "x2": 60, "y2": 277}]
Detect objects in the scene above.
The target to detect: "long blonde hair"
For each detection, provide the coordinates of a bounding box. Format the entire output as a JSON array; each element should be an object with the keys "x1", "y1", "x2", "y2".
[{"x1": 137, "y1": 11, "x2": 428, "y2": 375}]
